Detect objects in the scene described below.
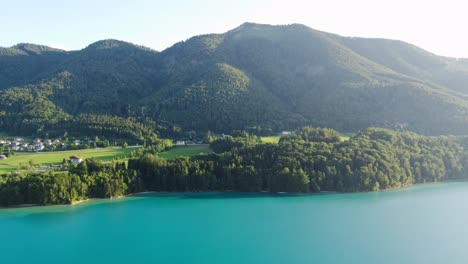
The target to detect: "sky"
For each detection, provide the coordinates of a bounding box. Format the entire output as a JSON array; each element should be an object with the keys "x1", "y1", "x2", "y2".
[{"x1": 1, "y1": 0, "x2": 467, "y2": 57}]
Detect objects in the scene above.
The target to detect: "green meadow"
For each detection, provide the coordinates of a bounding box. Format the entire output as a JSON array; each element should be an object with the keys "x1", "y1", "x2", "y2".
[
  {"x1": 261, "y1": 136, "x2": 281, "y2": 144},
  {"x1": 0, "y1": 145, "x2": 213, "y2": 173},
  {"x1": 262, "y1": 133, "x2": 352, "y2": 144},
  {"x1": 0, "y1": 147, "x2": 138, "y2": 173}
]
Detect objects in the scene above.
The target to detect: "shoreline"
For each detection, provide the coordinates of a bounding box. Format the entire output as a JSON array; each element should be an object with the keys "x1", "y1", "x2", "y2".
[
  {"x1": 71, "y1": 198, "x2": 94, "y2": 205},
  {"x1": 125, "y1": 191, "x2": 160, "y2": 197},
  {"x1": 1, "y1": 181, "x2": 467, "y2": 209},
  {"x1": 9, "y1": 203, "x2": 40, "y2": 208}
]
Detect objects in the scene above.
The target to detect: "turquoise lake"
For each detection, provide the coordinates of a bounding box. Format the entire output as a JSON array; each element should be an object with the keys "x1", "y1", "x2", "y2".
[{"x1": 1, "y1": 182, "x2": 468, "y2": 264}]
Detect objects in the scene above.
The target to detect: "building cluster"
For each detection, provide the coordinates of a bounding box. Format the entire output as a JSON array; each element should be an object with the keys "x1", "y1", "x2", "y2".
[
  {"x1": 0, "y1": 137, "x2": 98, "y2": 152},
  {"x1": 174, "y1": 140, "x2": 199, "y2": 146},
  {"x1": 69, "y1": 155, "x2": 84, "y2": 164},
  {"x1": 0, "y1": 137, "x2": 90, "y2": 152}
]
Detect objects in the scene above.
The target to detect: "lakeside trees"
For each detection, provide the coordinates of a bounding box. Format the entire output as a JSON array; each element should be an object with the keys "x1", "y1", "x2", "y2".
[
  {"x1": 0, "y1": 159, "x2": 128, "y2": 206},
  {"x1": 1, "y1": 127, "x2": 468, "y2": 207}
]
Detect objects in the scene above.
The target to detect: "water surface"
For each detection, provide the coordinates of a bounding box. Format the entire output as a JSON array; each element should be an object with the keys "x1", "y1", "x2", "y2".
[{"x1": 1, "y1": 182, "x2": 468, "y2": 264}]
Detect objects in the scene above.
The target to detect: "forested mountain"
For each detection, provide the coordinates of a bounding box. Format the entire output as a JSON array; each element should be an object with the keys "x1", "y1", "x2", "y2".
[
  {"x1": 335, "y1": 37, "x2": 468, "y2": 95},
  {"x1": 2, "y1": 23, "x2": 468, "y2": 138},
  {"x1": 0, "y1": 44, "x2": 68, "y2": 88}
]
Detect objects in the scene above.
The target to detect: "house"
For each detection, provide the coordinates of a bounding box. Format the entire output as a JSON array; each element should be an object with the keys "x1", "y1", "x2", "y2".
[
  {"x1": 0, "y1": 155, "x2": 7, "y2": 160},
  {"x1": 175, "y1": 141, "x2": 186, "y2": 146},
  {"x1": 27, "y1": 144, "x2": 34, "y2": 151},
  {"x1": 70, "y1": 156, "x2": 84, "y2": 164},
  {"x1": 186, "y1": 131, "x2": 197, "y2": 139},
  {"x1": 45, "y1": 140, "x2": 53, "y2": 147},
  {"x1": 281, "y1": 131, "x2": 292, "y2": 136},
  {"x1": 34, "y1": 143, "x2": 44, "y2": 152}
]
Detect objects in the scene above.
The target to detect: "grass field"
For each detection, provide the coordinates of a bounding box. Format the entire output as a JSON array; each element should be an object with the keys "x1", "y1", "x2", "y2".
[
  {"x1": 157, "y1": 145, "x2": 212, "y2": 159},
  {"x1": 339, "y1": 133, "x2": 354, "y2": 142},
  {"x1": 262, "y1": 133, "x2": 353, "y2": 143},
  {"x1": 0, "y1": 145, "x2": 212, "y2": 173},
  {"x1": 340, "y1": 136, "x2": 350, "y2": 141},
  {"x1": 0, "y1": 147, "x2": 138, "y2": 173},
  {"x1": 261, "y1": 136, "x2": 281, "y2": 144}
]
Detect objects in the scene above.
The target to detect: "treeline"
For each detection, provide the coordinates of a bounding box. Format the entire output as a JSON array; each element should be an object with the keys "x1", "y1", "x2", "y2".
[
  {"x1": 209, "y1": 131, "x2": 262, "y2": 153},
  {"x1": 271, "y1": 127, "x2": 466, "y2": 192},
  {"x1": 0, "y1": 159, "x2": 129, "y2": 206},
  {"x1": 129, "y1": 127, "x2": 468, "y2": 193},
  {"x1": 1, "y1": 127, "x2": 468, "y2": 207},
  {"x1": 52, "y1": 114, "x2": 161, "y2": 144}
]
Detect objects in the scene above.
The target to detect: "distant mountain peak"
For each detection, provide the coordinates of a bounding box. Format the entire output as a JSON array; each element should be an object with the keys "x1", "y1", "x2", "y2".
[
  {"x1": 11, "y1": 43, "x2": 65, "y2": 55},
  {"x1": 231, "y1": 22, "x2": 271, "y2": 32},
  {"x1": 233, "y1": 22, "x2": 309, "y2": 31},
  {"x1": 86, "y1": 39, "x2": 131, "y2": 49},
  {"x1": 85, "y1": 39, "x2": 157, "y2": 53},
  {"x1": 238, "y1": 22, "x2": 262, "y2": 28}
]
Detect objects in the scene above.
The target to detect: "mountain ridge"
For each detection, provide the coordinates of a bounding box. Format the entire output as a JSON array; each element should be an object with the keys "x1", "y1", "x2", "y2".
[
  {"x1": 4, "y1": 23, "x2": 466, "y2": 59},
  {"x1": 2, "y1": 23, "x2": 468, "y2": 139}
]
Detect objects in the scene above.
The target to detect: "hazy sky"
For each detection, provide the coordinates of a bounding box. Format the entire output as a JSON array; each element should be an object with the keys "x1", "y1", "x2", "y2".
[{"x1": 1, "y1": 0, "x2": 467, "y2": 57}]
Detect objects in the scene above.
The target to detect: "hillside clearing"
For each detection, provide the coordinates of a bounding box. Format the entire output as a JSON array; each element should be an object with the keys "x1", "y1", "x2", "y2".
[
  {"x1": 261, "y1": 136, "x2": 281, "y2": 144},
  {"x1": 262, "y1": 133, "x2": 353, "y2": 144},
  {"x1": 157, "y1": 145, "x2": 212, "y2": 159}
]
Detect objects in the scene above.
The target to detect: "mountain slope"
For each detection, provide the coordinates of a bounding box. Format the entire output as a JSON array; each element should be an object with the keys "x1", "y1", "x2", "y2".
[
  {"x1": 334, "y1": 37, "x2": 468, "y2": 95},
  {"x1": 0, "y1": 44, "x2": 68, "y2": 89},
  {"x1": 51, "y1": 39, "x2": 162, "y2": 115},
  {"x1": 150, "y1": 23, "x2": 468, "y2": 134},
  {"x1": 1, "y1": 23, "x2": 468, "y2": 138}
]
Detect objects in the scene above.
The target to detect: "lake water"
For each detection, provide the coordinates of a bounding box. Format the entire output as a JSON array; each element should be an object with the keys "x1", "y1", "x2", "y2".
[{"x1": 1, "y1": 182, "x2": 468, "y2": 264}]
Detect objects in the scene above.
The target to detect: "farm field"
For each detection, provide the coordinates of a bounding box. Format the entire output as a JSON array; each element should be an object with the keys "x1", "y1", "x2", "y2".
[
  {"x1": 0, "y1": 147, "x2": 138, "y2": 173},
  {"x1": 0, "y1": 145, "x2": 213, "y2": 173}
]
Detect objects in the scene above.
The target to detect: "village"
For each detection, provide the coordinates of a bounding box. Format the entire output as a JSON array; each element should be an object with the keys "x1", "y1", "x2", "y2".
[{"x1": 0, "y1": 137, "x2": 94, "y2": 156}]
